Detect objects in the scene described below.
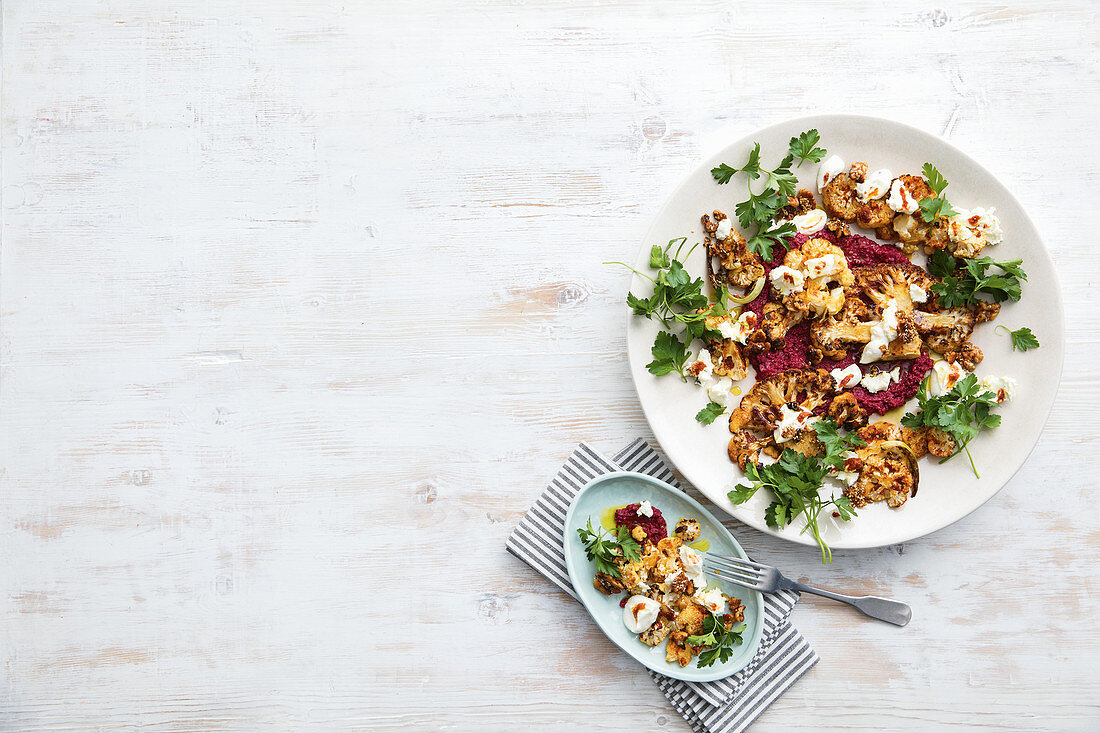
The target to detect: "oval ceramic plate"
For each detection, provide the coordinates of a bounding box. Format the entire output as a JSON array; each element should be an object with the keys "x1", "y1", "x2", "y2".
[
  {"x1": 626, "y1": 114, "x2": 1064, "y2": 549},
  {"x1": 563, "y1": 471, "x2": 764, "y2": 682}
]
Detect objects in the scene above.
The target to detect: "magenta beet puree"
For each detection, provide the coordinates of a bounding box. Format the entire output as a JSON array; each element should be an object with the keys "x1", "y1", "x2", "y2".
[
  {"x1": 614, "y1": 503, "x2": 667, "y2": 540},
  {"x1": 744, "y1": 232, "x2": 932, "y2": 415}
]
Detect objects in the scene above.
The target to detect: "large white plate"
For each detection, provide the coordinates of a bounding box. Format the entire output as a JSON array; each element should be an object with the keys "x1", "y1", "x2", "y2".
[{"x1": 626, "y1": 114, "x2": 1064, "y2": 550}]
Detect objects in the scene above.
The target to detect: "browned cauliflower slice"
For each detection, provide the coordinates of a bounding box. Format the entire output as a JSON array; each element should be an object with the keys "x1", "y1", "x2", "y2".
[
  {"x1": 728, "y1": 430, "x2": 769, "y2": 469},
  {"x1": 760, "y1": 301, "x2": 805, "y2": 350},
  {"x1": 857, "y1": 263, "x2": 935, "y2": 312},
  {"x1": 675, "y1": 602, "x2": 708, "y2": 637},
  {"x1": 666, "y1": 630, "x2": 694, "y2": 667},
  {"x1": 779, "y1": 238, "x2": 854, "y2": 317},
  {"x1": 703, "y1": 312, "x2": 750, "y2": 381},
  {"x1": 809, "y1": 296, "x2": 873, "y2": 362},
  {"x1": 674, "y1": 517, "x2": 701, "y2": 543},
  {"x1": 639, "y1": 618, "x2": 671, "y2": 646},
  {"x1": 728, "y1": 368, "x2": 835, "y2": 434},
  {"x1": 856, "y1": 198, "x2": 894, "y2": 229},
  {"x1": 822, "y1": 171, "x2": 860, "y2": 220},
  {"x1": 844, "y1": 422, "x2": 920, "y2": 509},
  {"x1": 902, "y1": 425, "x2": 957, "y2": 459},
  {"x1": 912, "y1": 305, "x2": 978, "y2": 356},
  {"x1": 780, "y1": 428, "x2": 825, "y2": 458},
  {"x1": 827, "y1": 392, "x2": 869, "y2": 430},
  {"x1": 702, "y1": 210, "x2": 765, "y2": 289}
]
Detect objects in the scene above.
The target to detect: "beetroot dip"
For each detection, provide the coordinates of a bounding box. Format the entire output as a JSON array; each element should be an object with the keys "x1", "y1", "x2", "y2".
[
  {"x1": 743, "y1": 232, "x2": 932, "y2": 415},
  {"x1": 615, "y1": 503, "x2": 667, "y2": 540}
]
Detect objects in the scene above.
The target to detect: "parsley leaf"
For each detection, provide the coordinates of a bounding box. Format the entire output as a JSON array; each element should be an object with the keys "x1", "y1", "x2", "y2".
[
  {"x1": 901, "y1": 374, "x2": 1004, "y2": 477},
  {"x1": 695, "y1": 402, "x2": 726, "y2": 425},
  {"x1": 727, "y1": 419, "x2": 859, "y2": 564},
  {"x1": 576, "y1": 519, "x2": 640, "y2": 577},
  {"x1": 928, "y1": 252, "x2": 1027, "y2": 306},
  {"x1": 649, "y1": 244, "x2": 671, "y2": 269},
  {"x1": 687, "y1": 612, "x2": 746, "y2": 668},
  {"x1": 918, "y1": 163, "x2": 958, "y2": 224},
  {"x1": 646, "y1": 330, "x2": 690, "y2": 376},
  {"x1": 788, "y1": 129, "x2": 827, "y2": 164},
  {"x1": 996, "y1": 325, "x2": 1040, "y2": 352}
]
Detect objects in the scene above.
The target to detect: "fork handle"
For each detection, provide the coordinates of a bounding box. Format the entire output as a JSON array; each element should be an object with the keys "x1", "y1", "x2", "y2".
[{"x1": 781, "y1": 578, "x2": 912, "y2": 627}]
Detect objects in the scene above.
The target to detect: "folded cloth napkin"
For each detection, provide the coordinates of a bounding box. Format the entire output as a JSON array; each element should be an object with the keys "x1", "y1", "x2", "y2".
[{"x1": 506, "y1": 439, "x2": 818, "y2": 733}]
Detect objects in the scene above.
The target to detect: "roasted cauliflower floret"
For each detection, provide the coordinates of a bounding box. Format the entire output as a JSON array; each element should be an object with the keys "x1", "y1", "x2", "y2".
[
  {"x1": 760, "y1": 301, "x2": 806, "y2": 350},
  {"x1": 674, "y1": 517, "x2": 701, "y2": 543},
  {"x1": 703, "y1": 312, "x2": 751, "y2": 381},
  {"x1": 844, "y1": 422, "x2": 920, "y2": 509},
  {"x1": 827, "y1": 392, "x2": 869, "y2": 430},
  {"x1": 702, "y1": 210, "x2": 766, "y2": 289},
  {"x1": 902, "y1": 425, "x2": 957, "y2": 459},
  {"x1": 822, "y1": 172, "x2": 860, "y2": 221},
  {"x1": 857, "y1": 263, "x2": 935, "y2": 312},
  {"x1": 809, "y1": 297, "x2": 873, "y2": 362},
  {"x1": 912, "y1": 306, "x2": 977, "y2": 353},
  {"x1": 779, "y1": 238, "x2": 855, "y2": 317},
  {"x1": 728, "y1": 430, "x2": 769, "y2": 469},
  {"x1": 781, "y1": 428, "x2": 825, "y2": 458},
  {"x1": 728, "y1": 368, "x2": 835, "y2": 434},
  {"x1": 666, "y1": 630, "x2": 694, "y2": 667},
  {"x1": 855, "y1": 197, "x2": 894, "y2": 229},
  {"x1": 593, "y1": 572, "x2": 626, "y2": 595},
  {"x1": 639, "y1": 618, "x2": 671, "y2": 646},
  {"x1": 675, "y1": 602, "x2": 708, "y2": 637}
]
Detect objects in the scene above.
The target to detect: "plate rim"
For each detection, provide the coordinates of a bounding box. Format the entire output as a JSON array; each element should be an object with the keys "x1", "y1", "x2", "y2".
[
  {"x1": 625, "y1": 113, "x2": 1066, "y2": 550},
  {"x1": 562, "y1": 469, "x2": 765, "y2": 682}
]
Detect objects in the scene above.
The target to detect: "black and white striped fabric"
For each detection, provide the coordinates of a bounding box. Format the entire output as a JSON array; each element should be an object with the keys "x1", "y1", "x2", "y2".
[{"x1": 506, "y1": 439, "x2": 818, "y2": 733}]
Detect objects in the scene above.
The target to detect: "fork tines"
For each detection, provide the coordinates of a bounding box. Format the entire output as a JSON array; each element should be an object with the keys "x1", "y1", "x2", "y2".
[{"x1": 702, "y1": 555, "x2": 766, "y2": 588}]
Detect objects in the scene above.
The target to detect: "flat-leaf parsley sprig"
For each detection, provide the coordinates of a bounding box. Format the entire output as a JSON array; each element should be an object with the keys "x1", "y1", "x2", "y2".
[
  {"x1": 901, "y1": 374, "x2": 1004, "y2": 478},
  {"x1": 727, "y1": 418, "x2": 863, "y2": 564},
  {"x1": 686, "y1": 612, "x2": 746, "y2": 667},
  {"x1": 918, "y1": 163, "x2": 959, "y2": 224},
  {"x1": 996, "y1": 325, "x2": 1040, "y2": 352},
  {"x1": 927, "y1": 251, "x2": 1028, "y2": 307},
  {"x1": 710, "y1": 129, "x2": 828, "y2": 260},
  {"x1": 576, "y1": 518, "x2": 641, "y2": 578},
  {"x1": 606, "y1": 238, "x2": 731, "y2": 379}
]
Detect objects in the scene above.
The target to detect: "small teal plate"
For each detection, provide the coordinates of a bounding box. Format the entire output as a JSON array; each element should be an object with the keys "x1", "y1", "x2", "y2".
[{"x1": 563, "y1": 471, "x2": 764, "y2": 682}]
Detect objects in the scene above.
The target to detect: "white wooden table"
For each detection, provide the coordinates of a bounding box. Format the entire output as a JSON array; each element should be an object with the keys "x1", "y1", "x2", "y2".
[{"x1": 3, "y1": 2, "x2": 1098, "y2": 730}]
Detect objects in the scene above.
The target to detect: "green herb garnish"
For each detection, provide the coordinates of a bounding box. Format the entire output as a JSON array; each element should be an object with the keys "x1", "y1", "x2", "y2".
[
  {"x1": 727, "y1": 419, "x2": 862, "y2": 564},
  {"x1": 710, "y1": 130, "x2": 827, "y2": 259},
  {"x1": 901, "y1": 374, "x2": 1003, "y2": 478},
  {"x1": 917, "y1": 163, "x2": 959, "y2": 224},
  {"x1": 695, "y1": 401, "x2": 727, "y2": 425},
  {"x1": 927, "y1": 251, "x2": 1027, "y2": 307},
  {"x1": 996, "y1": 325, "x2": 1040, "y2": 352},
  {"x1": 686, "y1": 612, "x2": 746, "y2": 668},
  {"x1": 576, "y1": 518, "x2": 641, "y2": 578}
]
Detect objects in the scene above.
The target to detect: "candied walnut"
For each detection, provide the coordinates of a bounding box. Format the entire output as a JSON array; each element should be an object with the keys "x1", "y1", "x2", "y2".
[
  {"x1": 668, "y1": 573, "x2": 696, "y2": 596},
  {"x1": 674, "y1": 517, "x2": 701, "y2": 543},
  {"x1": 775, "y1": 189, "x2": 818, "y2": 220},
  {"x1": 945, "y1": 342, "x2": 984, "y2": 371},
  {"x1": 827, "y1": 392, "x2": 869, "y2": 430},
  {"x1": 728, "y1": 368, "x2": 835, "y2": 434},
  {"x1": 703, "y1": 210, "x2": 766, "y2": 290},
  {"x1": 845, "y1": 422, "x2": 920, "y2": 509},
  {"x1": 974, "y1": 301, "x2": 1001, "y2": 323},
  {"x1": 824, "y1": 218, "x2": 852, "y2": 239},
  {"x1": 848, "y1": 162, "x2": 868, "y2": 182},
  {"x1": 593, "y1": 572, "x2": 626, "y2": 595}
]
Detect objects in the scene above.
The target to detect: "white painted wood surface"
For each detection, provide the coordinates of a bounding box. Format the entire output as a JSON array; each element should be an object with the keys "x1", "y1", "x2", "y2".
[{"x1": 2, "y1": 1, "x2": 1097, "y2": 730}]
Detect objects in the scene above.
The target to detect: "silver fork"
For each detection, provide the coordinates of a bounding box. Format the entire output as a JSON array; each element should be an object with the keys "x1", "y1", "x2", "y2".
[{"x1": 703, "y1": 554, "x2": 912, "y2": 627}]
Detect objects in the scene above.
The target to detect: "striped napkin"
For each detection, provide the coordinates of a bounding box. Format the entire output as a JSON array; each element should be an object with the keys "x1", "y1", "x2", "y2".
[{"x1": 506, "y1": 439, "x2": 818, "y2": 733}]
